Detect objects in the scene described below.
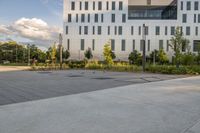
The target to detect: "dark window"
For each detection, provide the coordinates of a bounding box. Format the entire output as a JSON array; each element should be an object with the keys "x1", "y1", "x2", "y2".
[
  {"x1": 98, "y1": 1, "x2": 102, "y2": 10},
  {"x1": 119, "y1": 1, "x2": 123, "y2": 10},
  {"x1": 68, "y1": 14, "x2": 72, "y2": 22},
  {"x1": 145, "y1": 26, "x2": 148, "y2": 35},
  {"x1": 147, "y1": 0, "x2": 151, "y2": 5},
  {"x1": 111, "y1": 39, "x2": 115, "y2": 51},
  {"x1": 84, "y1": 26, "x2": 88, "y2": 35},
  {"x1": 181, "y1": 1, "x2": 183, "y2": 10},
  {"x1": 93, "y1": 26, "x2": 95, "y2": 35},
  {"x1": 76, "y1": 14, "x2": 78, "y2": 22},
  {"x1": 67, "y1": 39, "x2": 70, "y2": 50},
  {"x1": 92, "y1": 39, "x2": 95, "y2": 51},
  {"x1": 132, "y1": 40, "x2": 135, "y2": 51},
  {"x1": 187, "y1": 1, "x2": 191, "y2": 10},
  {"x1": 106, "y1": 1, "x2": 109, "y2": 10},
  {"x1": 171, "y1": 26, "x2": 175, "y2": 35},
  {"x1": 81, "y1": 39, "x2": 85, "y2": 51},
  {"x1": 155, "y1": 26, "x2": 160, "y2": 35},
  {"x1": 140, "y1": 40, "x2": 143, "y2": 51},
  {"x1": 159, "y1": 40, "x2": 164, "y2": 50},
  {"x1": 98, "y1": 26, "x2": 101, "y2": 35},
  {"x1": 122, "y1": 14, "x2": 126, "y2": 23},
  {"x1": 79, "y1": 26, "x2": 82, "y2": 35},
  {"x1": 186, "y1": 26, "x2": 190, "y2": 35},
  {"x1": 148, "y1": 40, "x2": 150, "y2": 51},
  {"x1": 198, "y1": 14, "x2": 200, "y2": 23},
  {"x1": 111, "y1": 14, "x2": 115, "y2": 23},
  {"x1": 194, "y1": 1, "x2": 199, "y2": 10},
  {"x1": 193, "y1": 40, "x2": 200, "y2": 52},
  {"x1": 81, "y1": 14, "x2": 85, "y2": 22},
  {"x1": 114, "y1": 26, "x2": 117, "y2": 35},
  {"x1": 101, "y1": 14, "x2": 104, "y2": 22},
  {"x1": 71, "y1": 2, "x2": 75, "y2": 10},
  {"x1": 131, "y1": 26, "x2": 134, "y2": 35},
  {"x1": 85, "y1": 2, "x2": 89, "y2": 10},
  {"x1": 194, "y1": 14, "x2": 197, "y2": 23},
  {"x1": 182, "y1": 14, "x2": 187, "y2": 23},
  {"x1": 80, "y1": 2, "x2": 82, "y2": 10},
  {"x1": 165, "y1": 26, "x2": 168, "y2": 35},
  {"x1": 139, "y1": 26, "x2": 141, "y2": 35},
  {"x1": 118, "y1": 26, "x2": 123, "y2": 35},
  {"x1": 196, "y1": 27, "x2": 198, "y2": 36},
  {"x1": 93, "y1": 2, "x2": 95, "y2": 10},
  {"x1": 121, "y1": 40, "x2": 126, "y2": 51},
  {"x1": 108, "y1": 26, "x2": 110, "y2": 35},
  {"x1": 95, "y1": 14, "x2": 98, "y2": 22},
  {"x1": 88, "y1": 14, "x2": 90, "y2": 22},
  {"x1": 112, "y1": 2, "x2": 115, "y2": 10},
  {"x1": 167, "y1": 40, "x2": 170, "y2": 52},
  {"x1": 66, "y1": 26, "x2": 68, "y2": 35}
]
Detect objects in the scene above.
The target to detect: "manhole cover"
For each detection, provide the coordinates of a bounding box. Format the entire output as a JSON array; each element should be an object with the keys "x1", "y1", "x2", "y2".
[{"x1": 92, "y1": 77, "x2": 114, "y2": 80}]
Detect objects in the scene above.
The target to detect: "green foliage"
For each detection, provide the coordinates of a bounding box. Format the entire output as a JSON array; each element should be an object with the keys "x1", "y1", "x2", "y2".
[
  {"x1": 128, "y1": 50, "x2": 142, "y2": 65},
  {"x1": 170, "y1": 27, "x2": 190, "y2": 68},
  {"x1": 181, "y1": 52, "x2": 195, "y2": 65},
  {"x1": 149, "y1": 50, "x2": 159, "y2": 63},
  {"x1": 68, "y1": 60, "x2": 87, "y2": 69},
  {"x1": 103, "y1": 41, "x2": 114, "y2": 65},
  {"x1": 51, "y1": 44, "x2": 57, "y2": 63},
  {"x1": 158, "y1": 49, "x2": 169, "y2": 65},
  {"x1": 84, "y1": 48, "x2": 93, "y2": 60},
  {"x1": 111, "y1": 51, "x2": 116, "y2": 60}
]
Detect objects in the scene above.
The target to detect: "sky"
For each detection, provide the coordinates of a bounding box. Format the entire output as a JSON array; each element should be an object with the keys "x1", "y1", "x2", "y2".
[{"x1": 0, "y1": 0, "x2": 63, "y2": 49}]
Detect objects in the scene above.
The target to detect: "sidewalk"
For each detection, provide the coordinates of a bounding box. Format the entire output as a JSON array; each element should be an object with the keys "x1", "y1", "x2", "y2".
[
  {"x1": 0, "y1": 76, "x2": 200, "y2": 133},
  {"x1": 0, "y1": 66, "x2": 30, "y2": 72}
]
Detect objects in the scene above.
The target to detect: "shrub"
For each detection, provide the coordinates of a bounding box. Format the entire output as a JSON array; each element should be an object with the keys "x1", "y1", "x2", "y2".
[
  {"x1": 84, "y1": 48, "x2": 93, "y2": 60},
  {"x1": 68, "y1": 60, "x2": 87, "y2": 69},
  {"x1": 128, "y1": 50, "x2": 142, "y2": 65}
]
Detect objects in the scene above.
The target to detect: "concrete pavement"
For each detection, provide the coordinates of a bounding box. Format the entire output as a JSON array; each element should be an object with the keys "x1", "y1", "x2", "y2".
[{"x1": 0, "y1": 76, "x2": 200, "y2": 133}]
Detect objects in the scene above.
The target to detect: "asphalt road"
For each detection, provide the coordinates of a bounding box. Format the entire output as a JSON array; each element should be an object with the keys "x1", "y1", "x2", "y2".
[{"x1": 0, "y1": 70, "x2": 186, "y2": 105}]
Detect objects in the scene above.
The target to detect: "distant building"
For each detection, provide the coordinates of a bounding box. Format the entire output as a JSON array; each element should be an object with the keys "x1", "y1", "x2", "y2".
[{"x1": 63, "y1": 0, "x2": 200, "y2": 60}]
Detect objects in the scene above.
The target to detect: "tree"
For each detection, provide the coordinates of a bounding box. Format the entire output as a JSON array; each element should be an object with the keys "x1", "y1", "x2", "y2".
[
  {"x1": 158, "y1": 49, "x2": 169, "y2": 65},
  {"x1": 128, "y1": 50, "x2": 142, "y2": 65},
  {"x1": 84, "y1": 47, "x2": 93, "y2": 60},
  {"x1": 196, "y1": 44, "x2": 200, "y2": 65},
  {"x1": 103, "y1": 41, "x2": 114, "y2": 65},
  {"x1": 149, "y1": 50, "x2": 159, "y2": 64},
  {"x1": 170, "y1": 27, "x2": 190, "y2": 68},
  {"x1": 63, "y1": 50, "x2": 70, "y2": 61},
  {"x1": 111, "y1": 51, "x2": 116, "y2": 60},
  {"x1": 51, "y1": 44, "x2": 57, "y2": 64}
]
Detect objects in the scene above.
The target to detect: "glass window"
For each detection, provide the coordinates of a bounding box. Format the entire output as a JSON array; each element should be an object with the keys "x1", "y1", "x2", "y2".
[
  {"x1": 85, "y1": 2, "x2": 88, "y2": 10},
  {"x1": 79, "y1": 26, "x2": 81, "y2": 35},
  {"x1": 171, "y1": 26, "x2": 175, "y2": 35},
  {"x1": 71, "y1": 2, "x2": 75, "y2": 10},
  {"x1": 108, "y1": 26, "x2": 110, "y2": 35},
  {"x1": 111, "y1": 39, "x2": 115, "y2": 51},
  {"x1": 148, "y1": 40, "x2": 150, "y2": 51},
  {"x1": 81, "y1": 14, "x2": 85, "y2": 22},
  {"x1": 121, "y1": 40, "x2": 126, "y2": 51},
  {"x1": 98, "y1": 1, "x2": 102, "y2": 10},
  {"x1": 186, "y1": 26, "x2": 190, "y2": 35},
  {"x1": 106, "y1": 1, "x2": 109, "y2": 10},
  {"x1": 84, "y1": 26, "x2": 88, "y2": 35},
  {"x1": 119, "y1": 1, "x2": 123, "y2": 10},
  {"x1": 80, "y1": 2, "x2": 82, "y2": 10},
  {"x1": 194, "y1": 14, "x2": 197, "y2": 23},
  {"x1": 88, "y1": 14, "x2": 90, "y2": 22},
  {"x1": 159, "y1": 40, "x2": 164, "y2": 50},
  {"x1": 122, "y1": 14, "x2": 126, "y2": 23},
  {"x1": 92, "y1": 39, "x2": 95, "y2": 51},
  {"x1": 112, "y1": 2, "x2": 115, "y2": 10},
  {"x1": 165, "y1": 26, "x2": 168, "y2": 35},
  {"x1": 111, "y1": 14, "x2": 115, "y2": 23},
  {"x1": 92, "y1": 26, "x2": 95, "y2": 35},
  {"x1": 98, "y1": 26, "x2": 101, "y2": 35},
  {"x1": 76, "y1": 14, "x2": 78, "y2": 22},
  {"x1": 194, "y1": 1, "x2": 199, "y2": 10},
  {"x1": 118, "y1": 26, "x2": 123, "y2": 35},
  {"x1": 198, "y1": 14, "x2": 200, "y2": 23},
  {"x1": 187, "y1": 1, "x2": 191, "y2": 10},
  {"x1": 95, "y1": 14, "x2": 98, "y2": 22},
  {"x1": 101, "y1": 14, "x2": 104, "y2": 22},
  {"x1": 81, "y1": 39, "x2": 85, "y2": 51},
  {"x1": 181, "y1": 1, "x2": 183, "y2": 10},
  {"x1": 155, "y1": 26, "x2": 160, "y2": 35},
  {"x1": 66, "y1": 26, "x2": 68, "y2": 35},
  {"x1": 196, "y1": 27, "x2": 198, "y2": 36},
  {"x1": 140, "y1": 40, "x2": 143, "y2": 51},
  {"x1": 93, "y1": 2, "x2": 95, "y2": 10},
  {"x1": 193, "y1": 40, "x2": 200, "y2": 52},
  {"x1": 68, "y1": 14, "x2": 72, "y2": 22},
  {"x1": 114, "y1": 26, "x2": 117, "y2": 35},
  {"x1": 147, "y1": 0, "x2": 151, "y2": 5},
  {"x1": 132, "y1": 40, "x2": 135, "y2": 51},
  {"x1": 67, "y1": 39, "x2": 70, "y2": 50},
  {"x1": 139, "y1": 26, "x2": 141, "y2": 35},
  {"x1": 166, "y1": 40, "x2": 170, "y2": 52},
  {"x1": 145, "y1": 26, "x2": 148, "y2": 35},
  {"x1": 182, "y1": 14, "x2": 187, "y2": 23},
  {"x1": 131, "y1": 26, "x2": 134, "y2": 35}
]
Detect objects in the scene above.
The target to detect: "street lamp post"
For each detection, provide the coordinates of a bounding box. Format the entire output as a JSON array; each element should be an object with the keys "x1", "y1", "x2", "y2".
[{"x1": 142, "y1": 24, "x2": 146, "y2": 72}]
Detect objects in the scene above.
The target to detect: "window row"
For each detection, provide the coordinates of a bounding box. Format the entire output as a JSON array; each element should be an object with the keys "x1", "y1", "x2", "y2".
[
  {"x1": 71, "y1": 1, "x2": 123, "y2": 11},
  {"x1": 65, "y1": 26, "x2": 199, "y2": 36},
  {"x1": 182, "y1": 13, "x2": 200, "y2": 23},
  {"x1": 181, "y1": 1, "x2": 199, "y2": 11},
  {"x1": 67, "y1": 13, "x2": 126, "y2": 23}
]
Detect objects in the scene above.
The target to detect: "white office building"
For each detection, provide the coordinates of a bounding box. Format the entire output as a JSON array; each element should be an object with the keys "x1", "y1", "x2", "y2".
[{"x1": 63, "y1": 0, "x2": 200, "y2": 60}]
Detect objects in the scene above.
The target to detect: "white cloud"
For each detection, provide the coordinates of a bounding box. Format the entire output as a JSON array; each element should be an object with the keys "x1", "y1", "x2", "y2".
[{"x1": 0, "y1": 18, "x2": 61, "y2": 47}]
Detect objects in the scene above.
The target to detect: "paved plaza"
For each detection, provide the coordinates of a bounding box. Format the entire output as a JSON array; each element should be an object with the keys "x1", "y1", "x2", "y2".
[
  {"x1": 0, "y1": 71, "x2": 199, "y2": 133},
  {"x1": 0, "y1": 70, "x2": 186, "y2": 105}
]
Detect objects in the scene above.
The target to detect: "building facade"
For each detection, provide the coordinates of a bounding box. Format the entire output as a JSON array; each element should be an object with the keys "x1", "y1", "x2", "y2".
[{"x1": 63, "y1": 0, "x2": 200, "y2": 60}]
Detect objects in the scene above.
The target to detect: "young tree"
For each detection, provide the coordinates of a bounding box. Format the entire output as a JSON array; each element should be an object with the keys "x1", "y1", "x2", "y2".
[
  {"x1": 51, "y1": 44, "x2": 57, "y2": 64},
  {"x1": 103, "y1": 41, "x2": 114, "y2": 65},
  {"x1": 63, "y1": 50, "x2": 70, "y2": 60},
  {"x1": 158, "y1": 49, "x2": 169, "y2": 65},
  {"x1": 111, "y1": 51, "x2": 116, "y2": 60},
  {"x1": 170, "y1": 27, "x2": 190, "y2": 68},
  {"x1": 84, "y1": 47, "x2": 93, "y2": 60},
  {"x1": 128, "y1": 50, "x2": 142, "y2": 65}
]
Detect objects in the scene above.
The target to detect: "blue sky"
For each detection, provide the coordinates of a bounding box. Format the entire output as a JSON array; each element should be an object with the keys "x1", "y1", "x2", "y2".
[{"x1": 0, "y1": 0, "x2": 63, "y2": 48}]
